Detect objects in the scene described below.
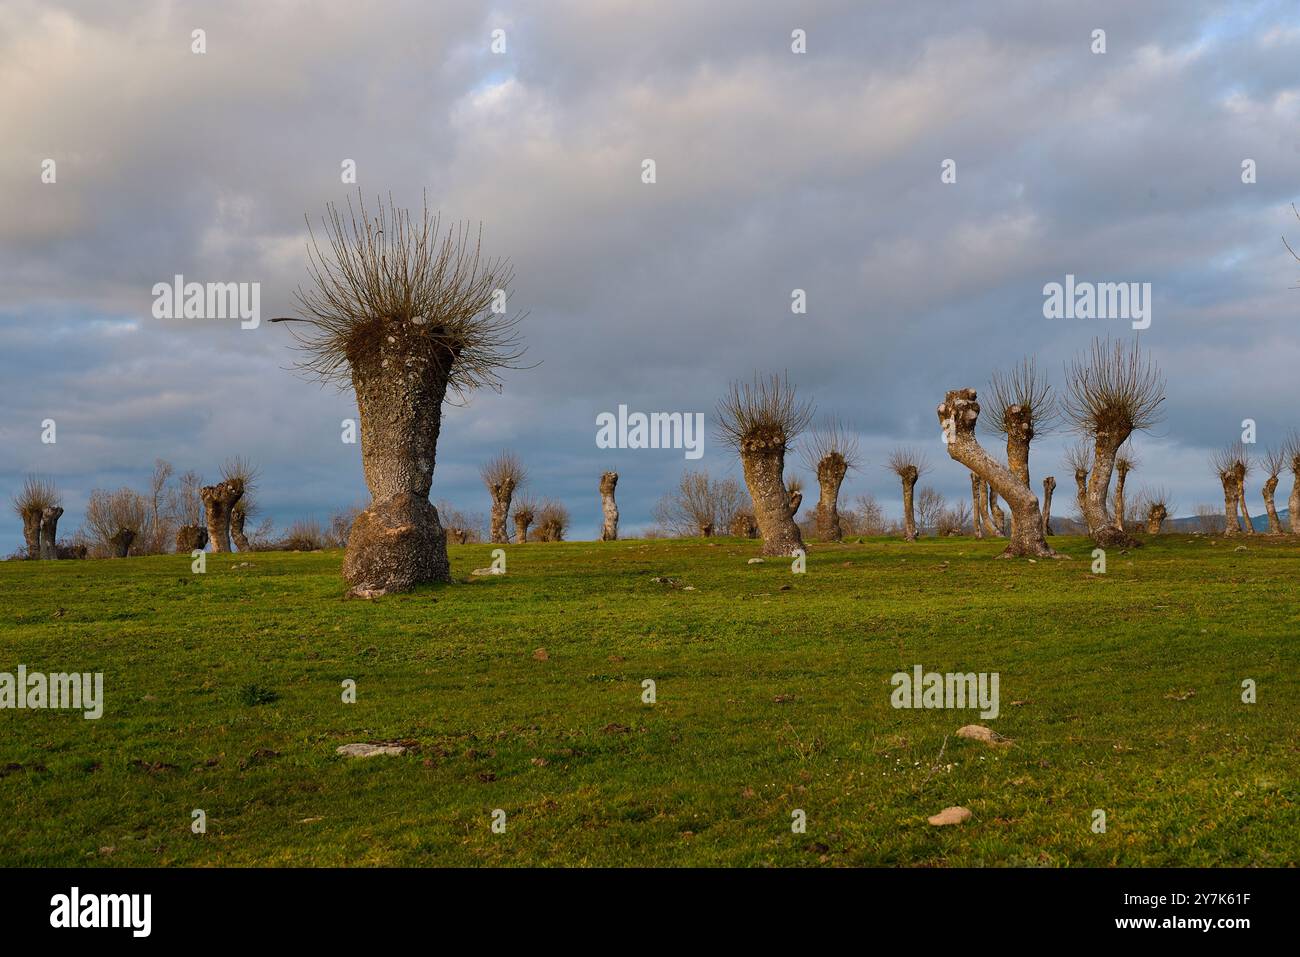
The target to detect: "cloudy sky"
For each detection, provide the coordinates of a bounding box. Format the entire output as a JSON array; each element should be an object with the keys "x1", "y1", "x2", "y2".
[{"x1": 3, "y1": 0, "x2": 1299, "y2": 548}]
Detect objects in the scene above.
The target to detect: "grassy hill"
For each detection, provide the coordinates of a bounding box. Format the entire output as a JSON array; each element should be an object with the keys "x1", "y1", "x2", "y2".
[{"x1": 1, "y1": 534, "x2": 1297, "y2": 866}]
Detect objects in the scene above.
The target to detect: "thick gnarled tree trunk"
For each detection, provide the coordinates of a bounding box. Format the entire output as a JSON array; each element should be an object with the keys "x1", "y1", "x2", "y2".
[
  {"x1": 813, "y1": 453, "x2": 848, "y2": 542},
  {"x1": 1146, "y1": 504, "x2": 1167, "y2": 534},
  {"x1": 937, "y1": 390, "x2": 1057, "y2": 558},
  {"x1": 1084, "y1": 431, "x2": 1138, "y2": 548},
  {"x1": 488, "y1": 480, "x2": 515, "y2": 544},
  {"x1": 1219, "y1": 471, "x2": 1240, "y2": 536},
  {"x1": 342, "y1": 347, "x2": 452, "y2": 595},
  {"x1": 38, "y1": 506, "x2": 63, "y2": 560},
  {"x1": 599, "y1": 471, "x2": 619, "y2": 541},
  {"x1": 513, "y1": 513, "x2": 530, "y2": 543},
  {"x1": 19, "y1": 507, "x2": 41, "y2": 560},
  {"x1": 201, "y1": 480, "x2": 244, "y2": 553},
  {"x1": 1262, "y1": 475, "x2": 1282, "y2": 534},
  {"x1": 741, "y1": 443, "x2": 803, "y2": 557}
]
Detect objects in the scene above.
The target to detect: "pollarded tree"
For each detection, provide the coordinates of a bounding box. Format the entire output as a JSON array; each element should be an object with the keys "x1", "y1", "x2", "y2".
[
  {"x1": 275, "y1": 194, "x2": 526, "y2": 595},
  {"x1": 969, "y1": 473, "x2": 984, "y2": 539},
  {"x1": 1287, "y1": 432, "x2": 1300, "y2": 535},
  {"x1": 224, "y1": 457, "x2": 260, "y2": 552},
  {"x1": 1063, "y1": 441, "x2": 1093, "y2": 534},
  {"x1": 535, "y1": 499, "x2": 570, "y2": 542},
  {"x1": 84, "y1": 487, "x2": 148, "y2": 558},
  {"x1": 1235, "y1": 452, "x2": 1254, "y2": 534},
  {"x1": 1260, "y1": 446, "x2": 1286, "y2": 534},
  {"x1": 936, "y1": 389, "x2": 1058, "y2": 558},
  {"x1": 1135, "y1": 486, "x2": 1172, "y2": 534},
  {"x1": 984, "y1": 357, "x2": 1058, "y2": 540},
  {"x1": 652, "y1": 470, "x2": 733, "y2": 537},
  {"x1": 599, "y1": 471, "x2": 619, "y2": 541},
  {"x1": 886, "y1": 448, "x2": 928, "y2": 542},
  {"x1": 481, "y1": 452, "x2": 526, "y2": 544},
  {"x1": 512, "y1": 496, "x2": 536, "y2": 543},
  {"x1": 785, "y1": 474, "x2": 804, "y2": 524},
  {"x1": 801, "y1": 418, "x2": 860, "y2": 542},
  {"x1": 200, "y1": 476, "x2": 244, "y2": 553},
  {"x1": 1062, "y1": 338, "x2": 1165, "y2": 548},
  {"x1": 1211, "y1": 444, "x2": 1247, "y2": 536},
  {"x1": 716, "y1": 372, "x2": 813, "y2": 556},
  {"x1": 1041, "y1": 476, "x2": 1056, "y2": 536},
  {"x1": 1112, "y1": 445, "x2": 1137, "y2": 533},
  {"x1": 12, "y1": 475, "x2": 60, "y2": 560}
]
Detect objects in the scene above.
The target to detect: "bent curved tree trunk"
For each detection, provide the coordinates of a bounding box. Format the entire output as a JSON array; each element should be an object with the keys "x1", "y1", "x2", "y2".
[
  {"x1": 1084, "y1": 430, "x2": 1138, "y2": 548},
  {"x1": 970, "y1": 473, "x2": 984, "y2": 539},
  {"x1": 201, "y1": 480, "x2": 244, "y2": 553},
  {"x1": 342, "y1": 346, "x2": 453, "y2": 595},
  {"x1": 937, "y1": 390, "x2": 1057, "y2": 558},
  {"x1": 1146, "y1": 504, "x2": 1167, "y2": 534},
  {"x1": 38, "y1": 506, "x2": 63, "y2": 560},
  {"x1": 513, "y1": 513, "x2": 530, "y2": 543},
  {"x1": 1262, "y1": 475, "x2": 1282, "y2": 534},
  {"x1": 1041, "y1": 476, "x2": 1055, "y2": 537},
  {"x1": 899, "y1": 467, "x2": 919, "y2": 542},
  {"x1": 814, "y1": 454, "x2": 848, "y2": 542},
  {"x1": 19, "y1": 507, "x2": 41, "y2": 560},
  {"x1": 109, "y1": 528, "x2": 135, "y2": 558},
  {"x1": 599, "y1": 471, "x2": 619, "y2": 541},
  {"x1": 741, "y1": 440, "x2": 803, "y2": 557},
  {"x1": 488, "y1": 479, "x2": 516, "y2": 544}
]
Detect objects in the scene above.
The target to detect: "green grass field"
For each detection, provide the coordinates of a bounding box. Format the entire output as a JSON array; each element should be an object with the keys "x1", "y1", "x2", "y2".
[{"x1": 1, "y1": 534, "x2": 1297, "y2": 867}]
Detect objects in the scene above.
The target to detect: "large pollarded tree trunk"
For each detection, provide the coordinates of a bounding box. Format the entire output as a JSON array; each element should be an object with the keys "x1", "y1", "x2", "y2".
[
  {"x1": 200, "y1": 480, "x2": 244, "y2": 553},
  {"x1": 969, "y1": 473, "x2": 984, "y2": 539},
  {"x1": 898, "y1": 466, "x2": 919, "y2": 542},
  {"x1": 19, "y1": 507, "x2": 41, "y2": 559},
  {"x1": 1041, "y1": 476, "x2": 1055, "y2": 536},
  {"x1": 813, "y1": 453, "x2": 848, "y2": 542},
  {"x1": 741, "y1": 444, "x2": 803, "y2": 556},
  {"x1": 1290, "y1": 470, "x2": 1300, "y2": 535},
  {"x1": 38, "y1": 506, "x2": 63, "y2": 560},
  {"x1": 488, "y1": 483, "x2": 514, "y2": 543},
  {"x1": 599, "y1": 471, "x2": 619, "y2": 541},
  {"x1": 513, "y1": 512, "x2": 530, "y2": 543},
  {"x1": 342, "y1": 346, "x2": 453, "y2": 593},
  {"x1": 1262, "y1": 474, "x2": 1282, "y2": 534},
  {"x1": 1083, "y1": 431, "x2": 1136, "y2": 547},
  {"x1": 937, "y1": 390, "x2": 1056, "y2": 558},
  {"x1": 1219, "y1": 471, "x2": 1241, "y2": 536},
  {"x1": 1146, "y1": 503, "x2": 1167, "y2": 534}
]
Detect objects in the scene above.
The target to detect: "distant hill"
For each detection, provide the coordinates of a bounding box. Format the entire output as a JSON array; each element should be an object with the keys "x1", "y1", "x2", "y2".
[{"x1": 1164, "y1": 509, "x2": 1288, "y2": 533}]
